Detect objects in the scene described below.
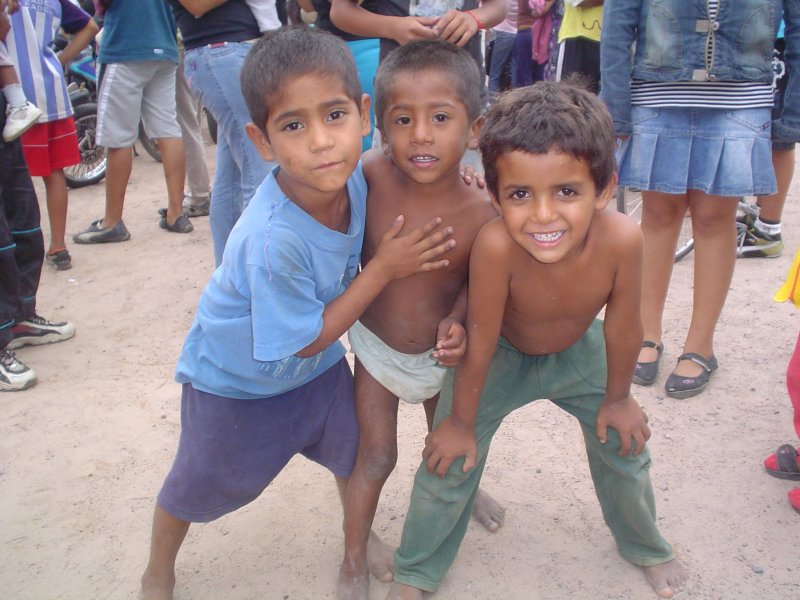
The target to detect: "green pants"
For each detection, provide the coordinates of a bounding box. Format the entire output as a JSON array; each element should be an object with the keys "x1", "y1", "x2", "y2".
[{"x1": 394, "y1": 321, "x2": 673, "y2": 592}]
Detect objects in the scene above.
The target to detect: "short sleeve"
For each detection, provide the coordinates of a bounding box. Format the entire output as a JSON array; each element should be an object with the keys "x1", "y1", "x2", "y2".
[{"x1": 59, "y1": 0, "x2": 92, "y2": 34}]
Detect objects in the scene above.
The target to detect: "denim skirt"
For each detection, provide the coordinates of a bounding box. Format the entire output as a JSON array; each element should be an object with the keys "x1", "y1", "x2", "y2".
[{"x1": 616, "y1": 106, "x2": 777, "y2": 197}]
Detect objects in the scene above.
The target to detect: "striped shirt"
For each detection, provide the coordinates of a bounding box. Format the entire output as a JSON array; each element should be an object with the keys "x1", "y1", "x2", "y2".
[
  {"x1": 7, "y1": 0, "x2": 92, "y2": 122},
  {"x1": 632, "y1": 0, "x2": 773, "y2": 110}
]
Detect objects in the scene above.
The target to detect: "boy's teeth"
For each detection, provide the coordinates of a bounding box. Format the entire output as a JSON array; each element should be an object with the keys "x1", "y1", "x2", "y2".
[
  {"x1": 413, "y1": 156, "x2": 435, "y2": 162},
  {"x1": 533, "y1": 231, "x2": 563, "y2": 242}
]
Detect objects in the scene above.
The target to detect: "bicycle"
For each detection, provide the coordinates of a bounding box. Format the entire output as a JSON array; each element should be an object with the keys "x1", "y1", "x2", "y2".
[{"x1": 617, "y1": 188, "x2": 763, "y2": 261}]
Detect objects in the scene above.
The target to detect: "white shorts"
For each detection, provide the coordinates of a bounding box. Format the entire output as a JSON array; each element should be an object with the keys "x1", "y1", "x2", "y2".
[
  {"x1": 96, "y1": 60, "x2": 181, "y2": 148},
  {"x1": 348, "y1": 320, "x2": 447, "y2": 404}
]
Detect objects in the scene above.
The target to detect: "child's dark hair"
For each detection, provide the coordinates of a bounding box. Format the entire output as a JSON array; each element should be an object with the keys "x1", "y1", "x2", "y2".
[
  {"x1": 479, "y1": 81, "x2": 616, "y2": 198},
  {"x1": 240, "y1": 27, "x2": 362, "y2": 135},
  {"x1": 374, "y1": 40, "x2": 482, "y2": 130}
]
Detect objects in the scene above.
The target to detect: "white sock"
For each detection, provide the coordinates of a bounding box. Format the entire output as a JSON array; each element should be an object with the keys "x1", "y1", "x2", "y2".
[
  {"x1": 2, "y1": 83, "x2": 28, "y2": 109},
  {"x1": 754, "y1": 217, "x2": 782, "y2": 236}
]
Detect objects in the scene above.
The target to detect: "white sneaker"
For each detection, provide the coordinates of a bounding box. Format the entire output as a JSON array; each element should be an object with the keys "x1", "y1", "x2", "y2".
[
  {"x1": 3, "y1": 101, "x2": 42, "y2": 142},
  {"x1": 0, "y1": 349, "x2": 37, "y2": 391}
]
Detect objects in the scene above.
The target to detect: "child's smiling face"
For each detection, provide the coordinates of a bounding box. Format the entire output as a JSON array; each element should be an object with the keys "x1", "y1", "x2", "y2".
[
  {"x1": 246, "y1": 72, "x2": 370, "y2": 201},
  {"x1": 379, "y1": 70, "x2": 481, "y2": 185},
  {"x1": 492, "y1": 149, "x2": 615, "y2": 264}
]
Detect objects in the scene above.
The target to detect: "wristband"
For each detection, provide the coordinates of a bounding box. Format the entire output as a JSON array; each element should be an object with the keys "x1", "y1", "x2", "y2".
[{"x1": 465, "y1": 10, "x2": 485, "y2": 30}]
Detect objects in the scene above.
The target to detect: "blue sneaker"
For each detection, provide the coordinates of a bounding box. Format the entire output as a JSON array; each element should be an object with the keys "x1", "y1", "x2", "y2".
[{"x1": 73, "y1": 219, "x2": 130, "y2": 244}]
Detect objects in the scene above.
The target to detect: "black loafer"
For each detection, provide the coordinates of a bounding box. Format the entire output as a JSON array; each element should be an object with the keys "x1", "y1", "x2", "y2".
[
  {"x1": 665, "y1": 352, "x2": 718, "y2": 399},
  {"x1": 632, "y1": 340, "x2": 663, "y2": 386}
]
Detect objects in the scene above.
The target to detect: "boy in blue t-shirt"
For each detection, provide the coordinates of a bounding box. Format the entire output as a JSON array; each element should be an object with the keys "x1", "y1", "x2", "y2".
[{"x1": 139, "y1": 28, "x2": 455, "y2": 600}]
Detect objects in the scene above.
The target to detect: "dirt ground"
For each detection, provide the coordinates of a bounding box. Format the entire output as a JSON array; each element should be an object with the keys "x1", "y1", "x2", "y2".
[{"x1": 2, "y1": 133, "x2": 800, "y2": 600}]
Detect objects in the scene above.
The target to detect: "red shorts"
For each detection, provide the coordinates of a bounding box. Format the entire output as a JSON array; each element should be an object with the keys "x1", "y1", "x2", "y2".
[{"x1": 21, "y1": 117, "x2": 80, "y2": 177}]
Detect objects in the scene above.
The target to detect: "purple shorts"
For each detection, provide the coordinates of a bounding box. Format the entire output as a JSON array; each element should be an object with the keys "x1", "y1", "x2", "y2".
[{"x1": 157, "y1": 358, "x2": 357, "y2": 523}]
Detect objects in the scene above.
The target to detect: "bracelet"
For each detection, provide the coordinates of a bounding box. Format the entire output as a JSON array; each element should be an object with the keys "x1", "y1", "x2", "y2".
[{"x1": 465, "y1": 10, "x2": 485, "y2": 30}]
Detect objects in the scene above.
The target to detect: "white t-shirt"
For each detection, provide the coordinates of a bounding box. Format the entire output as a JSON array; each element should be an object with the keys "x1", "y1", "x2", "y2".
[{"x1": 245, "y1": 0, "x2": 281, "y2": 32}]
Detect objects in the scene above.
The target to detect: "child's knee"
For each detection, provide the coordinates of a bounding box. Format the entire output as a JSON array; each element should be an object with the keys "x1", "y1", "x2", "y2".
[{"x1": 358, "y1": 441, "x2": 398, "y2": 481}]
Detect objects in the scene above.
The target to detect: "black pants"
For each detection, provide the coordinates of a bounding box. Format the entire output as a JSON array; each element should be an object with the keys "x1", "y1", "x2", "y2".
[
  {"x1": 558, "y1": 37, "x2": 600, "y2": 94},
  {"x1": 0, "y1": 98, "x2": 43, "y2": 350}
]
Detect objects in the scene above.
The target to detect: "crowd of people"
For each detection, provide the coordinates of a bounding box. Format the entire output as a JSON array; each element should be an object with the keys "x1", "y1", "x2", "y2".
[{"x1": 2, "y1": 1, "x2": 800, "y2": 599}]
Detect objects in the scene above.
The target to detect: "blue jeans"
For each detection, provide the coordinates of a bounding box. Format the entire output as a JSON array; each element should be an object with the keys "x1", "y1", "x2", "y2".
[
  {"x1": 488, "y1": 30, "x2": 516, "y2": 96},
  {"x1": 183, "y1": 42, "x2": 274, "y2": 265}
]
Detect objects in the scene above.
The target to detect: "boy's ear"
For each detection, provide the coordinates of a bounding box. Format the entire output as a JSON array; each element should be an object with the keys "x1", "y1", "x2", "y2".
[
  {"x1": 488, "y1": 188, "x2": 501, "y2": 213},
  {"x1": 245, "y1": 122, "x2": 276, "y2": 163},
  {"x1": 467, "y1": 114, "x2": 484, "y2": 151},
  {"x1": 595, "y1": 171, "x2": 618, "y2": 211},
  {"x1": 359, "y1": 93, "x2": 372, "y2": 137}
]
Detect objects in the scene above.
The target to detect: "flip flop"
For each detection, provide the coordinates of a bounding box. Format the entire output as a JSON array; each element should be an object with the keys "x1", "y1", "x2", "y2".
[{"x1": 764, "y1": 444, "x2": 800, "y2": 480}]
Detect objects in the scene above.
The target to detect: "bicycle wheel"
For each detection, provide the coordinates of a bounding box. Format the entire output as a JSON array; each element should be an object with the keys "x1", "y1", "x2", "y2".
[
  {"x1": 617, "y1": 186, "x2": 694, "y2": 262},
  {"x1": 137, "y1": 121, "x2": 162, "y2": 163},
  {"x1": 64, "y1": 103, "x2": 107, "y2": 189}
]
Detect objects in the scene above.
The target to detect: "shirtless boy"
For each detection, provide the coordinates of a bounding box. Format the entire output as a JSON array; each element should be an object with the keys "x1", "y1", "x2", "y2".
[
  {"x1": 386, "y1": 82, "x2": 689, "y2": 599},
  {"x1": 338, "y1": 40, "x2": 502, "y2": 600}
]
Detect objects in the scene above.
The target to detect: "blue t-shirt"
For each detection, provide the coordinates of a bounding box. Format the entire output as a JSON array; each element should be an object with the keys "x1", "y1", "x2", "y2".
[
  {"x1": 98, "y1": 0, "x2": 178, "y2": 64},
  {"x1": 175, "y1": 164, "x2": 367, "y2": 400}
]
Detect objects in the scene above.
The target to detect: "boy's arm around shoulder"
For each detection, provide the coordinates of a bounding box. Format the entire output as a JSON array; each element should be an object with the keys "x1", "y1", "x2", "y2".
[
  {"x1": 423, "y1": 218, "x2": 509, "y2": 476},
  {"x1": 596, "y1": 212, "x2": 651, "y2": 456}
]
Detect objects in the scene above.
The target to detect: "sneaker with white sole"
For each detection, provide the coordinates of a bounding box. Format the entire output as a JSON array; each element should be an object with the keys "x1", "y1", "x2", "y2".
[
  {"x1": 0, "y1": 350, "x2": 37, "y2": 391},
  {"x1": 8, "y1": 315, "x2": 76, "y2": 350},
  {"x1": 738, "y1": 226, "x2": 784, "y2": 258},
  {"x1": 3, "y1": 102, "x2": 42, "y2": 142}
]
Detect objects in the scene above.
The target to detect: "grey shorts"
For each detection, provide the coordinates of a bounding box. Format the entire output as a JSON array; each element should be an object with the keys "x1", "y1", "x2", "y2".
[
  {"x1": 96, "y1": 60, "x2": 181, "y2": 148},
  {"x1": 157, "y1": 358, "x2": 358, "y2": 523}
]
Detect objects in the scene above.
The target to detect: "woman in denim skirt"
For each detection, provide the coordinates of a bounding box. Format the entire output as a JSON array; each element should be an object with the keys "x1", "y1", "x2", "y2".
[{"x1": 601, "y1": 0, "x2": 800, "y2": 399}]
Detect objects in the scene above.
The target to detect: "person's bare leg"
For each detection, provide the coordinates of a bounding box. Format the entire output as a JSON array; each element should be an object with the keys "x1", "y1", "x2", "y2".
[
  {"x1": 337, "y1": 480, "x2": 396, "y2": 600},
  {"x1": 385, "y1": 583, "x2": 425, "y2": 600},
  {"x1": 157, "y1": 137, "x2": 186, "y2": 226},
  {"x1": 140, "y1": 505, "x2": 190, "y2": 600},
  {"x1": 422, "y1": 395, "x2": 505, "y2": 532},
  {"x1": 637, "y1": 192, "x2": 688, "y2": 364},
  {"x1": 756, "y1": 147, "x2": 795, "y2": 222},
  {"x1": 102, "y1": 146, "x2": 132, "y2": 228},
  {"x1": 673, "y1": 193, "x2": 738, "y2": 377},
  {"x1": 42, "y1": 170, "x2": 68, "y2": 254},
  {"x1": 338, "y1": 362, "x2": 400, "y2": 600},
  {"x1": 642, "y1": 559, "x2": 688, "y2": 598}
]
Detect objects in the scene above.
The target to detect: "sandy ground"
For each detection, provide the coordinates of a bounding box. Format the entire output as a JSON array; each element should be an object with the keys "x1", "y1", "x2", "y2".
[{"x1": 2, "y1": 132, "x2": 800, "y2": 600}]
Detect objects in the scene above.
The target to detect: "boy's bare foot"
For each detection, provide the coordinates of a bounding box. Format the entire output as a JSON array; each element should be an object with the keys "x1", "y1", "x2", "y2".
[
  {"x1": 385, "y1": 582, "x2": 424, "y2": 600},
  {"x1": 471, "y1": 488, "x2": 505, "y2": 532},
  {"x1": 367, "y1": 530, "x2": 396, "y2": 583},
  {"x1": 139, "y1": 571, "x2": 175, "y2": 600},
  {"x1": 337, "y1": 531, "x2": 395, "y2": 600},
  {"x1": 336, "y1": 567, "x2": 370, "y2": 600},
  {"x1": 643, "y1": 559, "x2": 687, "y2": 598}
]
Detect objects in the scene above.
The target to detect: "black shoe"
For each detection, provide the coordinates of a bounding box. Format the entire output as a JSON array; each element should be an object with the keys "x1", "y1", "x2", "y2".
[
  {"x1": 665, "y1": 352, "x2": 718, "y2": 399},
  {"x1": 632, "y1": 340, "x2": 663, "y2": 386}
]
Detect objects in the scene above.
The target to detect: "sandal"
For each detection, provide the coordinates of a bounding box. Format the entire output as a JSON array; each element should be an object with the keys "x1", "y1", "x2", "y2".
[
  {"x1": 664, "y1": 352, "x2": 718, "y2": 399},
  {"x1": 45, "y1": 249, "x2": 72, "y2": 271},
  {"x1": 764, "y1": 444, "x2": 800, "y2": 480},
  {"x1": 633, "y1": 340, "x2": 663, "y2": 386},
  {"x1": 158, "y1": 208, "x2": 194, "y2": 234},
  {"x1": 789, "y1": 488, "x2": 800, "y2": 514}
]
